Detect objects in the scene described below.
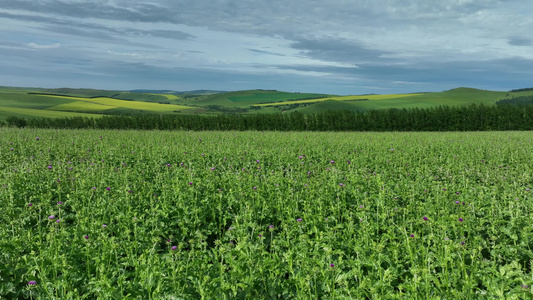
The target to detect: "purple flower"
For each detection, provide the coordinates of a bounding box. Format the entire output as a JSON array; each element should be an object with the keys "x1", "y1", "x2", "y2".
[
  {"x1": 188, "y1": 182, "x2": 193, "y2": 185},
  {"x1": 460, "y1": 241, "x2": 465, "y2": 245},
  {"x1": 56, "y1": 219, "x2": 60, "y2": 223},
  {"x1": 128, "y1": 190, "x2": 132, "y2": 193},
  {"x1": 359, "y1": 205, "x2": 364, "y2": 209},
  {"x1": 57, "y1": 201, "x2": 63, "y2": 205},
  {"x1": 28, "y1": 281, "x2": 37, "y2": 285},
  {"x1": 84, "y1": 235, "x2": 89, "y2": 240},
  {"x1": 410, "y1": 234, "x2": 415, "y2": 237},
  {"x1": 423, "y1": 216, "x2": 428, "y2": 221},
  {"x1": 330, "y1": 160, "x2": 335, "y2": 164},
  {"x1": 28, "y1": 203, "x2": 32, "y2": 207},
  {"x1": 456, "y1": 192, "x2": 460, "y2": 195},
  {"x1": 211, "y1": 167, "x2": 215, "y2": 170},
  {"x1": 36, "y1": 137, "x2": 39, "y2": 140},
  {"x1": 106, "y1": 187, "x2": 111, "y2": 191},
  {"x1": 256, "y1": 160, "x2": 260, "y2": 163},
  {"x1": 253, "y1": 187, "x2": 257, "y2": 190},
  {"x1": 455, "y1": 201, "x2": 460, "y2": 204},
  {"x1": 339, "y1": 183, "x2": 344, "y2": 186},
  {"x1": 258, "y1": 234, "x2": 262, "y2": 237},
  {"x1": 297, "y1": 218, "x2": 302, "y2": 222},
  {"x1": 92, "y1": 187, "x2": 96, "y2": 190},
  {"x1": 48, "y1": 215, "x2": 55, "y2": 220},
  {"x1": 269, "y1": 225, "x2": 274, "y2": 229},
  {"x1": 102, "y1": 224, "x2": 107, "y2": 228},
  {"x1": 443, "y1": 188, "x2": 447, "y2": 191},
  {"x1": 330, "y1": 264, "x2": 334, "y2": 267},
  {"x1": 48, "y1": 165, "x2": 52, "y2": 169},
  {"x1": 458, "y1": 218, "x2": 463, "y2": 222},
  {"x1": 171, "y1": 246, "x2": 177, "y2": 250}
]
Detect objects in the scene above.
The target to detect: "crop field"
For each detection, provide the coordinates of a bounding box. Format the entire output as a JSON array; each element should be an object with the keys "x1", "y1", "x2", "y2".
[
  {"x1": 44, "y1": 95, "x2": 193, "y2": 113},
  {"x1": 1, "y1": 128, "x2": 533, "y2": 299},
  {"x1": 0, "y1": 106, "x2": 105, "y2": 119}
]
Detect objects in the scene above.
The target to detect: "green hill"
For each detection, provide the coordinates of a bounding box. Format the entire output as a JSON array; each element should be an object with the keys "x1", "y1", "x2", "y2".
[
  {"x1": 193, "y1": 90, "x2": 332, "y2": 107},
  {"x1": 1, "y1": 85, "x2": 532, "y2": 120}
]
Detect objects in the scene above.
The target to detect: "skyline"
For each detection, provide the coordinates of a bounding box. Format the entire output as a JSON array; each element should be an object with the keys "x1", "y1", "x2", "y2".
[{"x1": 1, "y1": 0, "x2": 533, "y2": 94}]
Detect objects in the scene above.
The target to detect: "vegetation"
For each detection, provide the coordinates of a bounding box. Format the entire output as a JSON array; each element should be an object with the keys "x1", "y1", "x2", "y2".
[
  {"x1": 496, "y1": 95, "x2": 533, "y2": 106},
  {"x1": 2, "y1": 128, "x2": 533, "y2": 298},
  {"x1": 3, "y1": 86, "x2": 533, "y2": 120},
  {"x1": 4, "y1": 103, "x2": 533, "y2": 131}
]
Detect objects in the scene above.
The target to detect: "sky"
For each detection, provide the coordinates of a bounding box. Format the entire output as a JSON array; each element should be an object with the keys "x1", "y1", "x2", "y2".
[{"x1": 1, "y1": 0, "x2": 533, "y2": 95}]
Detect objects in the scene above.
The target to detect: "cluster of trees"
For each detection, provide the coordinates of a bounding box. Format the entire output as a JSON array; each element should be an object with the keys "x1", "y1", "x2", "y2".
[
  {"x1": 496, "y1": 95, "x2": 533, "y2": 105},
  {"x1": 4, "y1": 103, "x2": 533, "y2": 131},
  {"x1": 509, "y1": 87, "x2": 533, "y2": 92}
]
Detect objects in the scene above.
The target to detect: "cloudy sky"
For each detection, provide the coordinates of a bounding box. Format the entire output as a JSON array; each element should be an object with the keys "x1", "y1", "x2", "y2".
[{"x1": 1, "y1": 0, "x2": 532, "y2": 94}]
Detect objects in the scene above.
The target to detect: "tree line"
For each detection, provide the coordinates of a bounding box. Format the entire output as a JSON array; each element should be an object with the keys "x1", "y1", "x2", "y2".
[{"x1": 3, "y1": 103, "x2": 533, "y2": 131}]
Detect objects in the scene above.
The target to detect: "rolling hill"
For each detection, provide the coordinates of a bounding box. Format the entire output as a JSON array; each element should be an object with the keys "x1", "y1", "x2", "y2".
[{"x1": 1, "y1": 85, "x2": 532, "y2": 119}]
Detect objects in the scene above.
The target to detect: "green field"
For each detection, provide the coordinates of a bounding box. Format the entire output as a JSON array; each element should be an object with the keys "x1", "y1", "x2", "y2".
[
  {"x1": 0, "y1": 90, "x2": 195, "y2": 119},
  {"x1": 1, "y1": 85, "x2": 532, "y2": 118},
  {"x1": 192, "y1": 90, "x2": 331, "y2": 107},
  {"x1": 254, "y1": 88, "x2": 512, "y2": 113},
  {"x1": 2, "y1": 128, "x2": 533, "y2": 298}
]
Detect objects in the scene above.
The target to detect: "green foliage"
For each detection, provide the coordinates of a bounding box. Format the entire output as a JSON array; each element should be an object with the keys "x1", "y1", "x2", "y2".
[
  {"x1": 6, "y1": 104, "x2": 533, "y2": 131},
  {"x1": 496, "y1": 95, "x2": 533, "y2": 106},
  {"x1": 1, "y1": 129, "x2": 533, "y2": 298}
]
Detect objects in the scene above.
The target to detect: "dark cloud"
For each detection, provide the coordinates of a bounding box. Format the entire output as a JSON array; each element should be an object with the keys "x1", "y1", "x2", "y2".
[
  {"x1": 290, "y1": 37, "x2": 393, "y2": 65},
  {"x1": 0, "y1": 11, "x2": 194, "y2": 41},
  {"x1": 248, "y1": 49, "x2": 286, "y2": 57},
  {"x1": 508, "y1": 37, "x2": 533, "y2": 46}
]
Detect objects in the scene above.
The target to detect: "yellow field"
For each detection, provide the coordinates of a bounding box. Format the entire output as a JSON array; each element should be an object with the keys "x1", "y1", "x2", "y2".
[
  {"x1": 0, "y1": 105, "x2": 104, "y2": 118},
  {"x1": 159, "y1": 94, "x2": 180, "y2": 100},
  {"x1": 253, "y1": 93, "x2": 421, "y2": 107},
  {"x1": 45, "y1": 95, "x2": 192, "y2": 112},
  {"x1": 46, "y1": 101, "x2": 116, "y2": 112}
]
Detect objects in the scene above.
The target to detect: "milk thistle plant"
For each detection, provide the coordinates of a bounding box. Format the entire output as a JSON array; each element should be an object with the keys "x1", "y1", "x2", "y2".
[{"x1": 1, "y1": 128, "x2": 533, "y2": 299}]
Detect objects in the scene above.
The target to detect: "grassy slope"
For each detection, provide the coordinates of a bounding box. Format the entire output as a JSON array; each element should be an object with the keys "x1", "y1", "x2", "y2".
[
  {"x1": 1, "y1": 86, "x2": 532, "y2": 119},
  {"x1": 0, "y1": 91, "x2": 194, "y2": 119},
  {"x1": 282, "y1": 88, "x2": 509, "y2": 112},
  {"x1": 294, "y1": 100, "x2": 366, "y2": 113},
  {"x1": 43, "y1": 95, "x2": 193, "y2": 113},
  {"x1": 0, "y1": 105, "x2": 105, "y2": 119},
  {"x1": 193, "y1": 90, "x2": 331, "y2": 107}
]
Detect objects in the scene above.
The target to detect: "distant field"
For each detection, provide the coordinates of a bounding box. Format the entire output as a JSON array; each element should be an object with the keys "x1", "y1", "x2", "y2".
[
  {"x1": 256, "y1": 88, "x2": 513, "y2": 113},
  {"x1": 194, "y1": 90, "x2": 331, "y2": 107},
  {"x1": 1, "y1": 86, "x2": 532, "y2": 118},
  {"x1": 0, "y1": 91, "x2": 194, "y2": 119},
  {"x1": 255, "y1": 93, "x2": 421, "y2": 107},
  {"x1": 0, "y1": 105, "x2": 104, "y2": 119},
  {"x1": 44, "y1": 95, "x2": 193, "y2": 113}
]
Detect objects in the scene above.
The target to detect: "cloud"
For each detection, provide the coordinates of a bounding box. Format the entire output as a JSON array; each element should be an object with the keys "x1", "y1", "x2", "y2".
[
  {"x1": 27, "y1": 42, "x2": 61, "y2": 49},
  {"x1": 1, "y1": 0, "x2": 533, "y2": 94},
  {"x1": 508, "y1": 37, "x2": 533, "y2": 46}
]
